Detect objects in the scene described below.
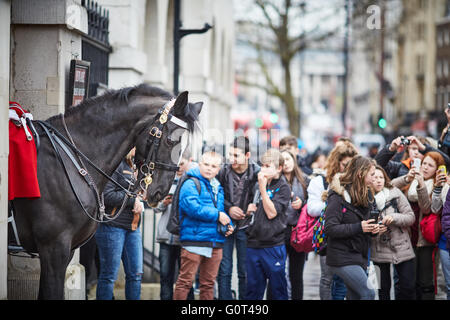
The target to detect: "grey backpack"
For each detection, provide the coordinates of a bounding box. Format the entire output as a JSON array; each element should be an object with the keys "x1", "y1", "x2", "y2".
[{"x1": 166, "y1": 175, "x2": 201, "y2": 235}]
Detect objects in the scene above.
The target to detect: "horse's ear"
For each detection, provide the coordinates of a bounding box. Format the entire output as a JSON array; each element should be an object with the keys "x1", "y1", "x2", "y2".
[
  {"x1": 173, "y1": 91, "x2": 189, "y2": 116},
  {"x1": 190, "y1": 102, "x2": 203, "y2": 117}
]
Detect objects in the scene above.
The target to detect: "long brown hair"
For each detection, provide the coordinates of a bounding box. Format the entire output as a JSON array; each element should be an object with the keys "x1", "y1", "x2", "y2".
[
  {"x1": 325, "y1": 141, "x2": 358, "y2": 184},
  {"x1": 339, "y1": 155, "x2": 376, "y2": 207},
  {"x1": 281, "y1": 150, "x2": 307, "y2": 198}
]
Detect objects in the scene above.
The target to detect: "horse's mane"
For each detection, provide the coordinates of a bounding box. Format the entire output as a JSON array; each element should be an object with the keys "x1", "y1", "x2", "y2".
[{"x1": 46, "y1": 84, "x2": 198, "y2": 131}]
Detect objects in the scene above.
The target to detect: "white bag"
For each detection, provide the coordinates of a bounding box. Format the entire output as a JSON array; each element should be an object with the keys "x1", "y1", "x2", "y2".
[{"x1": 366, "y1": 261, "x2": 380, "y2": 291}]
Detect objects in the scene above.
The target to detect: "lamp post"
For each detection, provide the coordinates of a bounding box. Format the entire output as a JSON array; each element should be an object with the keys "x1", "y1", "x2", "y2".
[{"x1": 173, "y1": 0, "x2": 212, "y2": 95}]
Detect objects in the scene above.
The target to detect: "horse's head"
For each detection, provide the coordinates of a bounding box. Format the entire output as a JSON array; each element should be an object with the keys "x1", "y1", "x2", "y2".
[{"x1": 134, "y1": 91, "x2": 202, "y2": 207}]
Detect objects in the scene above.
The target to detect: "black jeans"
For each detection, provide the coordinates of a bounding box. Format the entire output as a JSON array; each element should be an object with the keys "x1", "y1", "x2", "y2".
[
  {"x1": 159, "y1": 243, "x2": 194, "y2": 300},
  {"x1": 374, "y1": 258, "x2": 416, "y2": 300},
  {"x1": 286, "y1": 242, "x2": 306, "y2": 300},
  {"x1": 415, "y1": 246, "x2": 436, "y2": 300}
]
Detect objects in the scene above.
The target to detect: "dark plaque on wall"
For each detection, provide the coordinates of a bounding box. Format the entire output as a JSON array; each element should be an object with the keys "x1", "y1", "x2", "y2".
[{"x1": 67, "y1": 59, "x2": 90, "y2": 107}]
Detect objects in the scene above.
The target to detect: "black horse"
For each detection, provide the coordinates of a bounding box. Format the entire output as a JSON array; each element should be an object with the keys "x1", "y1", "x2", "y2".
[{"x1": 10, "y1": 84, "x2": 202, "y2": 299}]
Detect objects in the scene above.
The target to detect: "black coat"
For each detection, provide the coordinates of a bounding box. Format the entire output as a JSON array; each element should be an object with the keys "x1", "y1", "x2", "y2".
[
  {"x1": 217, "y1": 161, "x2": 260, "y2": 230},
  {"x1": 103, "y1": 160, "x2": 140, "y2": 230},
  {"x1": 324, "y1": 188, "x2": 372, "y2": 270},
  {"x1": 246, "y1": 176, "x2": 291, "y2": 248}
]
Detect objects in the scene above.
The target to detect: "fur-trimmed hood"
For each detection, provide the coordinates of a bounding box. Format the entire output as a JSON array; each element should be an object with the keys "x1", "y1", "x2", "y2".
[{"x1": 329, "y1": 173, "x2": 352, "y2": 204}]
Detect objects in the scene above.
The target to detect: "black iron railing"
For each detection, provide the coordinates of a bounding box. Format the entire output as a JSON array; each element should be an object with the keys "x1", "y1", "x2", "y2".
[{"x1": 81, "y1": 0, "x2": 109, "y2": 46}]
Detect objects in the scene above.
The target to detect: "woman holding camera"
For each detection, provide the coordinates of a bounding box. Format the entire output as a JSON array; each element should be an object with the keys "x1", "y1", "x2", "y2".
[
  {"x1": 393, "y1": 151, "x2": 445, "y2": 300},
  {"x1": 370, "y1": 165, "x2": 416, "y2": 300},
  {"x1": 376, "y1": 136, "x2": 450, "y2": 181},
  {"x1": 324, "y1": 156, "x2": 380, "y2": 300}
]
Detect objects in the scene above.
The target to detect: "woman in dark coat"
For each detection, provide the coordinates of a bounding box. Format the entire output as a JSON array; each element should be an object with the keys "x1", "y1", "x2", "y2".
[{"x1": 324, "y1": 155, "x2": 381, "y2": 300}]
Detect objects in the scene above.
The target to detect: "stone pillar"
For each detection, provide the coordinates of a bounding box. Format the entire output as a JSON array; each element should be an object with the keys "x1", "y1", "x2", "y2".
[
  {"x1": 181, "y1": 0, "x2": 234, "y2": 153},
  {"x1": 105, "y1": 0, "x2": 147, "y2": 89},
  {"x1": 0, "y1": 0, "x2": 11, "y2": 300},
  {"x1": 143, "y1": 0, "x2": 171, "y2": 88},
  {"x1": 10, "y1": 0, "x2": 88, "y2": 119},
  {"x1": 8, "y1": 0, "x2": 88, "y2": 299}
]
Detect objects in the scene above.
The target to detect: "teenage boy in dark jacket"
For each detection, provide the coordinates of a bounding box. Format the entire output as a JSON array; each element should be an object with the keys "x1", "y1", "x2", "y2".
[
  {"x1": 216, "y1": 136, "x2": 260, "y2": 300},
  {"x1": 245, "y1": 149, "x2": 291, "y2": 300}
]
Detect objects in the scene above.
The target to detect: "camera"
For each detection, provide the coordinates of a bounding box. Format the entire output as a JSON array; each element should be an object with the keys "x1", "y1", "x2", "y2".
[
  {"x1": 400, "y1": 137, "x2": 411, "y2": 146},
  {"x1": 217, "y1": 223, "x2": 230, "y2": 236}
]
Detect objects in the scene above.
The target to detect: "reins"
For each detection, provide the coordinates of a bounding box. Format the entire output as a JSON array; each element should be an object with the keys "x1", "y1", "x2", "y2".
[{"x1": 33, "y1": 98, "x2": 190, "y2": 223}]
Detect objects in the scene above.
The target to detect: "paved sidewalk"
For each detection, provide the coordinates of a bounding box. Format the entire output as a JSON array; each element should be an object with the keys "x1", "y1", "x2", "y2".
[{"x1": 302, "y1": 252, "x2": 321, "y2": 300}]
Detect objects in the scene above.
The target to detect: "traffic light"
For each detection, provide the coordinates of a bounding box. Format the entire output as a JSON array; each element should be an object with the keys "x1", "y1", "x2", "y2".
[
  {"x1": 377, "y1": 114, "x2": 387, "y2": 129},
  {"x1": 269, "y1": 113, "x2": 279, "y2": 124},
  {"x1": 255, "y1": 118, "x2": 264, "y2": 128}
]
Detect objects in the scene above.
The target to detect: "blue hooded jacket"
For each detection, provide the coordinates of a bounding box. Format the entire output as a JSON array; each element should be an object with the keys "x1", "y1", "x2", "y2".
[{"x1": 178, "y1": 167, "x2": 231, "y2": 248}]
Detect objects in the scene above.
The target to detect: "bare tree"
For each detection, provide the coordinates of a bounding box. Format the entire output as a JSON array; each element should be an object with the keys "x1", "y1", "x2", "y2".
[{"x1": 235, "y1": 0, "x2": 342, "y2": 136}]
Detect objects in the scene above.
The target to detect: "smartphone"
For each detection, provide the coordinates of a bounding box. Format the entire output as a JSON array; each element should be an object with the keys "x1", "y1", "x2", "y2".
[
  {"x1": 439, "y1": 165, "x2": 447, "y2": 175},
  {"x1": 413, "y1": 158, "x2": 421, "y2": 169},
  {"x1": 447, "y1": 103, "x2": 450, "y2": 110},
  {"x1": 168, "y1": 184, "x2": 177, "y2": 196}
]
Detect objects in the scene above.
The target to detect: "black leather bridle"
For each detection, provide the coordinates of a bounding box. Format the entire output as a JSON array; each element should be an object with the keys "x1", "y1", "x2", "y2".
[
  {"x1": 31, "y1": 99, "x2": 189, "y2": 224},
  {"x1": 135, "y1": 99, "x2": 189, "y2": 191}
]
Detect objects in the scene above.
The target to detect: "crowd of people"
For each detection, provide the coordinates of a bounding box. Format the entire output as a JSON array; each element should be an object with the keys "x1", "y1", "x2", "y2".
[{"x1": 88, "y1": 110, "x2": 450, "y2": 301}]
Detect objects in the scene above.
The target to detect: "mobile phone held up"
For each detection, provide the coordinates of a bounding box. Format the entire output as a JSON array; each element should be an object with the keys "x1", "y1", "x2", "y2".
[
  {"x1": 439, "y1": 165, "x2": 447, "y2": 175},
  {"x1": 413, "y1": 158, "x2": 421, "y2": 170},
  {"x1": 168, "y1": 183, "x2": 177, "y2": 196}
]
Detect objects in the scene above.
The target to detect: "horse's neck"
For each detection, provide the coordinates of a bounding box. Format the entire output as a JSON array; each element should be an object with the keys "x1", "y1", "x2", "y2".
[{"x1": 62, "y1": 100, "x2": 157, "y2": 189}]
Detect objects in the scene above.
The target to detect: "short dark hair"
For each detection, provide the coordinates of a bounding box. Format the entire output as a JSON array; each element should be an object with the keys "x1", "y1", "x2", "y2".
[
  {"x1": 280, "y1": 135, "x2": 298, "y2": 148},
  {"x1": 231, "y1": 136, "x2": 250, "y2": 154}
]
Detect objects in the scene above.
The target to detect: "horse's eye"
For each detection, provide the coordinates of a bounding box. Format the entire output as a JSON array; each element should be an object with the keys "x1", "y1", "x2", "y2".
[{"x1": 166, "y1": 137, "x2": 177, "y2": 146}]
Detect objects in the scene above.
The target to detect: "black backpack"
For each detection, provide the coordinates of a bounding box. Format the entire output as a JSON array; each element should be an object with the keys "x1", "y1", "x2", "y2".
[{"x1": 166, "y1": 175, "x2": 201, "y2": 235}]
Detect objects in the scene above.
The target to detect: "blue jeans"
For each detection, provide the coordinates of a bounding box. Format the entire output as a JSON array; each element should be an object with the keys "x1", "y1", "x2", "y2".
[
  {"x1": 217, "y1": 228, "x2": 247, "y2": 300},
  {"x1": 246, "y1": 245, "x2": 288, "y2": 300},
  {"x1": 95, "y1": 224, "x2": 143, "y2": 300},
  {"x1": 440, "y1": 249, "x2": 450, "y2": 300},
  {"x1": 331, "y1": 274, "x2": 347, "y2": 300},
  {"x1": 329, "y1": 265, "x2": 375, "y2": 300}
]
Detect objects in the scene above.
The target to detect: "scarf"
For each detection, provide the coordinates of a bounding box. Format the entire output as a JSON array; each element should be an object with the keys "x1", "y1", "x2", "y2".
[
  {"x1": 210, "y1": 178, "x2": 220, "y2": 202},
  {"x1": 407, "y1": 178, "x2": 434, "y2": 203},
  {"x1": 374, "y1": 187, "x2": 391, "y2": 211}
]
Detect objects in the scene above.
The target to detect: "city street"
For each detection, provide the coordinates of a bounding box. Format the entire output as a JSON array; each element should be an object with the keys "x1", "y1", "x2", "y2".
[{"x1": 4, "y1": 0, "x2": 450, "y2": 302}]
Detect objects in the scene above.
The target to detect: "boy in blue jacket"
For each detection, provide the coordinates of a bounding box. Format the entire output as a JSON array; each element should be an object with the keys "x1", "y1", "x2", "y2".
[{"x1": 173, "y1": 151, "x2": 234, "y2": 300}]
